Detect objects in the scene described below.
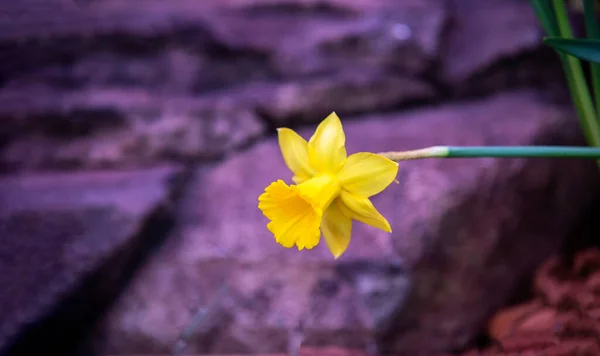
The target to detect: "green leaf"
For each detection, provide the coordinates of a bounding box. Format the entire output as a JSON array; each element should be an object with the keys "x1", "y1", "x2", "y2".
[
  {"x1": 584, "y1": 0, "x2": 600, "y2": 38},
  {"x1": 583, "y1": 0, "x2": 600, "y2": 116},
  {"x1": 544, "y1": 37, "x2": 600, "y2": 63},
  {"x1": 548, "y1": 0, "x2": 600, "y2": 155},
  {"x1": 531, "y1": 0, "x2": 560, "y2": 36}
]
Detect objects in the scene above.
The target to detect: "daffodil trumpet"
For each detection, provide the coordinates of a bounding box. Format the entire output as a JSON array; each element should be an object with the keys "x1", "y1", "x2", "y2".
[
  {"x1": 379, "y1": 146, "x2": 600, "y2": 161},
  {"x1": 258, "y1": 112, "x2": 398, "y2": 258}
]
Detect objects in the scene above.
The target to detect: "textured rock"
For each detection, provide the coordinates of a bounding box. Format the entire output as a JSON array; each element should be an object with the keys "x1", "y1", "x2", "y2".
[
  {"x1": 0, "y1": 0, "x2": 446, "y2": 94},
  {"x1": 0, "y1": 0, "x2": 591, "y2": 354},
  {"x1": 245, "y1": 75, "x2": 436, "y2": 124},
  {"x1": 0, "y1": 88, "x2": 265, "y2": 171},
  {"x1": 0, "y1": 0, "x2": 569, "y2": 172},
  {"x1": 0, "y1": 0, "x2": 445, "y2": 85},
  {"x1": 0, "y1": 0, "x2": 447, "y2": 171},
  {"x1": 0, "y1": 165, "x2": 182, "y2": 354},
  {"x1": 441, "y1": 0, "x2": 542, "y2": 84},
  {"x1": 376, "y1": 95, "x2": 600, "y2": 353},
  {"x1": 201, "y1": 0, "x2": 445, "y2": 78},
  {"x1": 93, "y1": 91, "x2": 600, "y2": 355},
  {"x1": 439, "y1": 0, "x2": 566, "y2": 98},
  {"x1": 0, "y1": 0, "x2": 559, "y2": 106},
  {"x1": 168, "y1": 346, "x2": 380, "y2": 356}
]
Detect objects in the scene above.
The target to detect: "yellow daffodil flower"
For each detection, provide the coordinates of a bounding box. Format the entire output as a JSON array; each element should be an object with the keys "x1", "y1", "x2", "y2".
[{"x1": 258, "y1": 112, "x2": 399, "y2": 258}]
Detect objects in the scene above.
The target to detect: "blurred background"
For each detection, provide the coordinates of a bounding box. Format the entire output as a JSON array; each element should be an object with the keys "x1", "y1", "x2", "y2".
[{"x1": 2, "y1": 0, "x2": 600, "y2": 355}]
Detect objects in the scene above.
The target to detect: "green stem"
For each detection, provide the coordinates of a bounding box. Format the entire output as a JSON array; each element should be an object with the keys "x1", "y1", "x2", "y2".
[
  {"x1": 447, "y1": 146, "x2": 600, "y2": 158},
  {"x1": 583, "y1": 0, "x2": 600, "y2": 114},
  {"x1": 379, "y1": 146, "x2": 600, "y2": 161},
  {"x1": 553, "y1": 0, "x2": 600, "y2": 147}
]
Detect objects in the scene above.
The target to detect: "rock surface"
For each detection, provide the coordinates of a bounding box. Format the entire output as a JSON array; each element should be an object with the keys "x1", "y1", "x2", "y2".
[
  {"x1": 93, "y1": 91, "x2": 600, "y2": 355},
  {"x1": 0, "y1": 88, "x2": 266, "y2": 171},
  {"x1": 458, "y1": 248, "x2": 600, "y2": 355},
  {"x1": 0, "y1": 0, "x2": 564, "y2": 171},
  {"x1": 442, "y1": 0, "x2": 541, "y2": 84},
  {"x1": 0, "y1": 166, "x2": 182, "y2": 354},
  {"x1": 440, "y1": 0, "x2": 563, "y2": 96},
  {"x1": 0, "y1": 0, "x2": 590, "y2": 355},
  {"x1": 0, "y1": 0, "x2": 445, "y2": 85},
  {"x1": 0, "y1": 0, "x2": 446, "y2": 171}
]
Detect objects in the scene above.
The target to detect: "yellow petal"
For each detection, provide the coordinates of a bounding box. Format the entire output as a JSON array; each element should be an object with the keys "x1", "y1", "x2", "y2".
[
  {"x1": 339, "y1": 190, "x2": 391, "y2": 232},
  {"x1": 338, "y1": 152, "x2": 399, "y2": 197},
  {"x1": 321, "y1": 198, "x2": 352, "y2": 259},
  {"x1": 258, "y1": 180, "x2": 322, "y2": 250},
  {"x1": 307, "y1": 112, "x2": 347, "y2": 173},
  {"x1": 277, "y1": 128, "x2": 315, "y2": 183}
]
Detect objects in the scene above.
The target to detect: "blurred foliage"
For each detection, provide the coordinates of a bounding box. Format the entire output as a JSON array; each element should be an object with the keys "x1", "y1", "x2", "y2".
[{"x1": 532, "y1": 0, "x2": 600, "y2": 166}]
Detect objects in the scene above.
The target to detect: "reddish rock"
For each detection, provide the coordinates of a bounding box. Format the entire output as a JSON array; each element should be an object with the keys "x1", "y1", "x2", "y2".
[
  {"x1": 487, "y1": 301, "x2": 546, "y2": 340},
  {"x1": 93, "y1": 91, "x2": 600, "y2": 355},
  {"x1": 460, "y1": 248, "x2": 600, "y2": 355},
  {"x1": 0, "y1": 165, "x2": 183, "y2": 354}
]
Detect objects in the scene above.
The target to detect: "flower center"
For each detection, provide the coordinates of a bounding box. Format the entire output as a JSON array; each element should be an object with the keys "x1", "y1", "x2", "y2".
[{"x1": 258, "y1": 175, "x2": 340, "y2": 250}]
